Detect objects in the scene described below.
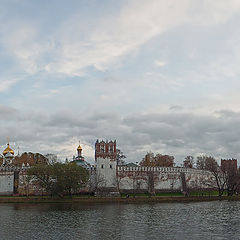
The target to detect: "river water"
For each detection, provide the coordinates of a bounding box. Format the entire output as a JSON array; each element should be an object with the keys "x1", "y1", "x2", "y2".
[{"x1": 0, "y1": 201, "x2": 240, "y2": 240}]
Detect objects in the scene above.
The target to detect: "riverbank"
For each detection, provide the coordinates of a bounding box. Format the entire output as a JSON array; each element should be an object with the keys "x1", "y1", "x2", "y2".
[{"x1": 0, "y1": 195, "x2": 239, "y2": 204}]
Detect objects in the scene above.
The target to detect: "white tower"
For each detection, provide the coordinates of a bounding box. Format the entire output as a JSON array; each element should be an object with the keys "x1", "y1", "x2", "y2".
[{"x1": 95, "y1": 140, "x2": 117, "y2": 189}]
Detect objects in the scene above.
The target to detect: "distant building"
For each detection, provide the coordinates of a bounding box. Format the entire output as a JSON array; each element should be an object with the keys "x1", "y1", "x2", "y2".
[{"x1": 124, "y1": 162, "x2": 138, "y2": 167}]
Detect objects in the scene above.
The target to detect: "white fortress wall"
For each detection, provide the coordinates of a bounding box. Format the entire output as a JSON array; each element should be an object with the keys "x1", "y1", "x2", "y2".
[
  {"x1": 0, "y1": 171, "x2": 14, "y2": 194},
  {"x1": 116, "y1": 166, "x2": 212, "y2": 192}
]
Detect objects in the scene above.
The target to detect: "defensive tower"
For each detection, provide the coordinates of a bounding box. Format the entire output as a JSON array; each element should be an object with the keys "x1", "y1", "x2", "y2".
[{"x1": 95, "y1": 140, "x2": 117, "y2": 189}]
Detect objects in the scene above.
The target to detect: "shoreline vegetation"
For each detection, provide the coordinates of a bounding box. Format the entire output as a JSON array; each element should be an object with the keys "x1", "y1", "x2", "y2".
[{"x1": 0, "y1": 194, "x2": 240, "y2": 204}]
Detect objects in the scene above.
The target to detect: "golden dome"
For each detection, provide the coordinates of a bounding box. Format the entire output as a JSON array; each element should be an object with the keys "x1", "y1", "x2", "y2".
[
  {"x1": 3, "y1": 143, "x2": 14, "y2": 156},
  {"x1": 77, "y1": 144, "x2": 82, "y2": 151}
]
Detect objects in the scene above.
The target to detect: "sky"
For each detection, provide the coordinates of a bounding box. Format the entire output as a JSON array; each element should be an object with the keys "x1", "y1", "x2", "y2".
[{"x1": 1, "y1": 0, "x2": 240, "y2": 165}]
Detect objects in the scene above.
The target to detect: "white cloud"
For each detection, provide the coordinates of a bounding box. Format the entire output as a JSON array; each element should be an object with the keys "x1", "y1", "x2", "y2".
[
  {"x1": 42, "y1": 0, "x2": 240, "y2": 76},
  {"x1": 0, "y1": 21, "x2": 53, "y2": 74},
  {"x1": 41, "y1": 0, "x2": 191, "y2": 75},
  {"x1": 154, "y1": 60, "x2": 167, "y2": 67},
  {"x1": 0, "y1": 78, "x2": 19, "y2": 92},
  {"x1": 2, "y1": 0, "x2": 240, "y2": 78}
]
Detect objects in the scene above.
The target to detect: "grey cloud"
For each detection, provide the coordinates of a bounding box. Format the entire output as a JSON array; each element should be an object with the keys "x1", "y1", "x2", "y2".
[
  {"x1": 169, "y1": 105, "x2": 183, "y2": 111},
  {"x1": 1, "y1": 106, "x2": 240, "y2": 164},
  {"x1": 0, "y1": 105, "x2": 18, "y2": 119}
]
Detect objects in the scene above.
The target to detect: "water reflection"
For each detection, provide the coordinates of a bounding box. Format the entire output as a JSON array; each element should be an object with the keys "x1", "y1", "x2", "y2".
[{"x1": 0, "y1": 201, "x2": 239, "y2": 239}]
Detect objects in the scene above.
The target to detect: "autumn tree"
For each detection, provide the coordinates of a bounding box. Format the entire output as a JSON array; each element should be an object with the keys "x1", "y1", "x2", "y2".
[
  {"x1": 14, "y1": 152, "x2": 49, "y2": 167},
  {"x1": 183, "y1": 156, "x2": 194, "y2": 168},
  {"x1": 140, "y1": 152, "x2": 174, "y2": 167}
]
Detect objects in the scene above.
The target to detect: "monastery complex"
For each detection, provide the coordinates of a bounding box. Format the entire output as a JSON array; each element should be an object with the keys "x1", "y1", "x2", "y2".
[{"x1": 0, "y1": 140, "x2": 214, "y2": 195}]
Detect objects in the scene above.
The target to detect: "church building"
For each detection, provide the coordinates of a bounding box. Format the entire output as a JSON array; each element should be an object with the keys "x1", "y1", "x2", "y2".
[{"x1": 72, "y1": 142, "x2": 91, "y2": 169}]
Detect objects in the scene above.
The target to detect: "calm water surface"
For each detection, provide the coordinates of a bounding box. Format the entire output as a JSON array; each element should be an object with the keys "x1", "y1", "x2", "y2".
[{"x1": 0, "y1": 201, "x2": 240, "y2": 240}]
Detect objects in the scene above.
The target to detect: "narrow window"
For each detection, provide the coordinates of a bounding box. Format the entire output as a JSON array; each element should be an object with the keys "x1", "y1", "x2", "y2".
[
  {"x1": 110, "y1": 164, "x2": 112, "y2": 169},
  {"x1": 101, "y1": 164, "x2": 104, "y2": 169},
  {"x1": 101, "y1": 145, "x2": 104, "y2": 153},
  {"x1": 110, "y1": 145, "x2": 113, "y2": 152}
]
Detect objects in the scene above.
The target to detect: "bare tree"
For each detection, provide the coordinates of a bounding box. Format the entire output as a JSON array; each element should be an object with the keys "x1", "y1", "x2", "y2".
[
  {"x1": 183, "y1": 156, "x2": 194, "y2": 168},
  {"x1": 198, "y1": 156, "x2": 226, "y2": 196},
  {"x1": 116, "y1": 170, "x2": 125, "y2": 194},
  {"x1": 169, "y1": 173, "x2": 178, "y2": 195},
  {"x1": 116, "y1": 149, "x2": 126, "y2": 165},
  {"x1": 88, "y1": 172, "x2": 108, "y2": 196},
  {"x1": 147, "y1": 172, "x2": 155, "y2": 195}
]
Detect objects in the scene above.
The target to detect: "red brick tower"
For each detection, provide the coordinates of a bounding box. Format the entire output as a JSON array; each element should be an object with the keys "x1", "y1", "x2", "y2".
[
  {"x1": 221, "y1": 159, "x2": 237, "y2": 171},
  {"x1": 95, "y1": 140, "x2": 117, "y2": 161}
]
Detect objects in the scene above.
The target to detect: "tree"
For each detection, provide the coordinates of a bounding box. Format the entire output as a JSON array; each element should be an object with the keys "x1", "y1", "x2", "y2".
[
  {"x1": 116, "y1": 149, "x2": 126, "y2": 165},
  {"x1": 88, "y1": 172, "x2": 107, "y2": 195},
  {"x1": 27, "y1": 162, "x2": 89, "y2": 197},
  {"x1": 140, "y1": 152, "x2": 154, "y2": 166},
  {"x1": 183, "y1": 156, "x2": 194, "y2": 168},
  {"x1": 27, "y1": 164, "x2": 54, "y2": 194},
  {"x1": 140, "y1": 152, "x2": 174, "y2": 167},
  {"x1": 54, "y1": 163, "x2": 89, "y2": 197},
  {"x1": 196, "y1": 155, "x2": 226, "y2": 196},
  {"x1": 14, "y1": 152, "x2": 49, "y2": 167},
  {"x1": 196, "y1": 155, "x2": 217, "y2": 171}
]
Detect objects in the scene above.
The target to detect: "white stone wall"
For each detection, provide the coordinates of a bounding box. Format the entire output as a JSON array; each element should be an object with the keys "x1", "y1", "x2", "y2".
[
  {"x1": 116, "y1": 166, "x2": 212, "y2": 192},
  {"x1": 0, "y1": 172, "x2": 14, "y2": 194},
  {"x1": 96, "y1": 157, "x2": 117, "y2": 188}
]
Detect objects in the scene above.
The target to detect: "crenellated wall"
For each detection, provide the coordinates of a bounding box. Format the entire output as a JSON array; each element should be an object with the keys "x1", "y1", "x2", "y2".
[{"x1": 116, "y1": 166, "x2": 213, "y2": 193}]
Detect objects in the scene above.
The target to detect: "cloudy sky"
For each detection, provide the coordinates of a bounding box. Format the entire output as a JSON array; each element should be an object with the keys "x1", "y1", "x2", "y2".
[{"x1": 1, "y1": 0, "x2": 240, "y2": 165}]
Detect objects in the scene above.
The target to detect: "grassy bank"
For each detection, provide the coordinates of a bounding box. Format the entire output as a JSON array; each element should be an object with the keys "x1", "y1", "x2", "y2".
[{"x1": 0, "y1": 195, "x2": 239, "y2": 204}]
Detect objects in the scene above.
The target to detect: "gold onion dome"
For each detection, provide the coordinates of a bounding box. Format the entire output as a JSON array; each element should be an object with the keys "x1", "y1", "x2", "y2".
[
  {"x1": 3, "y1": 143, "x2": 14, "y2": 156},
  {"x1": 77, "y1": 144, "x2": 82, "y2": 151}
]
